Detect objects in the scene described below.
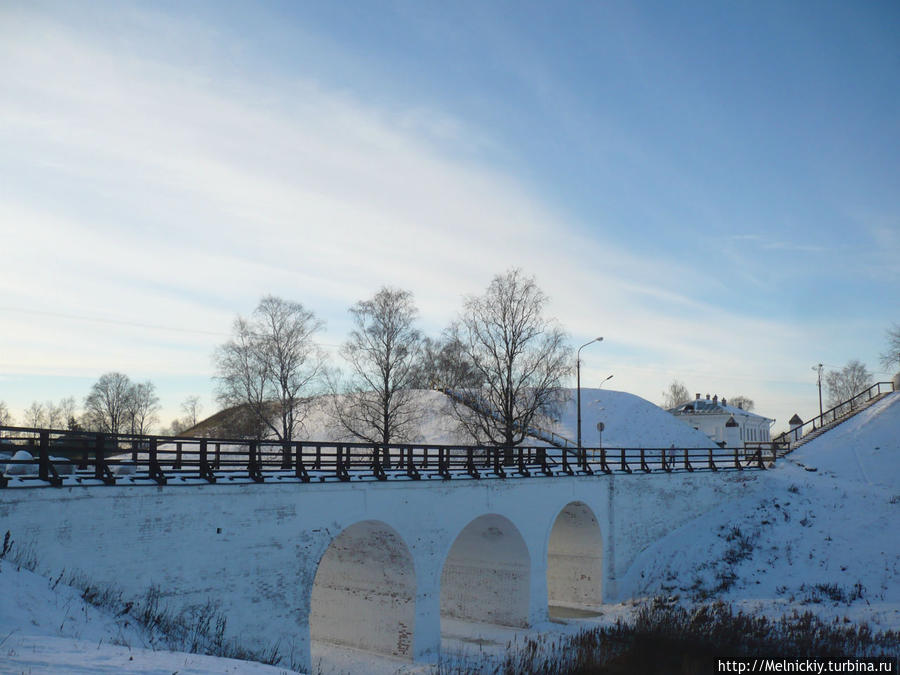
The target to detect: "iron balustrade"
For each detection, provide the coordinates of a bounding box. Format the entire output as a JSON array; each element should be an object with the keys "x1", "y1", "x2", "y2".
[{"x1": 0, "y1": 425, "x2": 775, "y2": 489}]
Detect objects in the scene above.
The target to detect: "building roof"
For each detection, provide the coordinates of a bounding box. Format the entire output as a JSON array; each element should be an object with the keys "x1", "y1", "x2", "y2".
[{"x1": 669, "y1": 396, "x2": 774, "y2": 423}]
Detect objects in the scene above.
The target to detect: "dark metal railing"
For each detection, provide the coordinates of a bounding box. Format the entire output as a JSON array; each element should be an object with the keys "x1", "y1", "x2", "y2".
[
  {"x1": 773, "y1": 381, "x2": 895, "y2": 446},
  {"x1": 0, "y1": 425, "x2": 774, "y2": 489}
]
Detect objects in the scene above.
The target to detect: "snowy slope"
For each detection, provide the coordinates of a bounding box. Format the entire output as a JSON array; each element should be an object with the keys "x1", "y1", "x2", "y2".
[
  {"x1": 298, "y1": 388, "x2": 714, "y2": 449},
  {"x1": 549, "y1": 388, "x2": 717, "y2": 448},
  {"x1": 0, "y1": 561, "x2": 301, "y2": 674},
  {"x1": 620, "y1": 392, "x2": 900, "y2": 629}
]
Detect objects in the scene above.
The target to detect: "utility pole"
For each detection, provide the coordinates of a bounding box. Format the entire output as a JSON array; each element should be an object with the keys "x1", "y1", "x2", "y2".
[
  {"x1": 577, "y1": 337, "x2": 603, "y2": 450},
  {"x1": 812, "y1": 363, "x2": 823, "y2": 420}
]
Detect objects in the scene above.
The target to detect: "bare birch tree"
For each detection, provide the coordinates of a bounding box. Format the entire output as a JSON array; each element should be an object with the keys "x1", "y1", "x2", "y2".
[
  {"x1": 335, "y1": 287, "x2": 423, "y2": 451},
  {"x1": 0, "y1": 401, "x2": 12, "y2": 427},
  {"x1": 181, "y1": 395, "x2": 203, "y2": 428},
  {"x1": 126, "y1": 381, "x2": 160, "y2": 434},
  {"x1": 214, "y1": 296, "x2": 326, "y2": 452},
  {"x1": 450, "y1": 269, "x2": 571, "y2": 449},
  {"x1": 412, "y1": 334, "x2": 484, "y2": 390},
  {"x1": 880, "y1": 323, "x2": 900, "y2": 372},
  {"x1": 84, "y1": 372, "x2": 133, "y2": 433},
  {"x1": 23, "y1": 401, "x2": 47, "y2": 428},
  {"x1": 825, "y1": 360, "x2": 873, "y2": 411},
  {"x1": 661, "y1": 379, "x2": 691, "y2": 409}
]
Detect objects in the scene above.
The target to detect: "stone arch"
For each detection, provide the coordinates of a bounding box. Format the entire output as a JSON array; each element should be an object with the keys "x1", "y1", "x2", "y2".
[
  {"x1": 309, "y1": 520, "x2": 416, "y2": 659},
  {"x1": 439, "y1": 513, "x2": 531, "y2": 628},
  {"x1": 546, "y1": 501, "x2": 604, "y2": 609}
]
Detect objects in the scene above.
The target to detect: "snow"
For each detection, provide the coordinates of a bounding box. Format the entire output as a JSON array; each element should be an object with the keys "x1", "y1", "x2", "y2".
[
  {"x1": 620, "y1": 391, "x2": 900, "y2": 630},
  {"x1": 297, "y1": 388, "x2": 715, "y2": 450},
  {"x1": 549, "y1": 387, "x2": 717, "y2": 448},
  {"x1": 2, "y1": 389, "x2": 896, "y2": 673},
  {"x1": 0, "y1": 562, "x2": 300, "y2": 674}
]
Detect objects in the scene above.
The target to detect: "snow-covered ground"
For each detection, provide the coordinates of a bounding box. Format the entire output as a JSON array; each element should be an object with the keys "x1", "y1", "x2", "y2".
[
  {"x1": 621, "y1": 391, "x2": 900, "y2": 629},
  {"x1": 2, "y1": 389, "x2": 896, "y2": 673},
  {"x1": 0, "y1": 562, "x2": 300, "y2": 675}
]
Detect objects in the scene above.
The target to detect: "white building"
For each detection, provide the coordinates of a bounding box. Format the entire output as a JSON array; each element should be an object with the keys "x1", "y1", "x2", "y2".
[{"x1": 668, "y1": 393, "x2": 774, "y2": 447}]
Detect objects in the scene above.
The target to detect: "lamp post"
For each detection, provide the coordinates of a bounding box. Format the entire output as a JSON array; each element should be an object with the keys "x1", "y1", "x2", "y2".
[
  {"x1": 577, "y1": 337, "x2": 603, "y2": 450},
  {"x1": 812, "y1": 363, "x2": 823, "y2": 421}
]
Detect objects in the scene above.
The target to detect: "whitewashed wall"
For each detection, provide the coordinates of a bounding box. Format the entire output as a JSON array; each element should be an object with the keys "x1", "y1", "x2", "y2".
[{"x1": 0, "y1": 469, "x2": 762, "y2": 671}]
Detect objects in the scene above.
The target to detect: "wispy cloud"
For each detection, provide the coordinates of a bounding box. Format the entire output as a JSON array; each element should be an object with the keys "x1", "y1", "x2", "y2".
[{"x1": 0, "y1": 4, "x2": 875, "y2": 428}]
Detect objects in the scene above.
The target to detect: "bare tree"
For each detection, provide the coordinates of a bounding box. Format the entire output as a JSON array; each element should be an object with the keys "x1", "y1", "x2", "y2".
[
  {"x1": 335, "y1": 287, "x2": 423, "y2": 448},
  {"x1": 450, "y1": 269, "x2": 571, "y2": 448},
  {"x1": 661, "y1": 379, "x2": 691, "y2": 409},
  {"x1": 84, "y1": 372, "x2": 133, "y2": 434},
  {"x1": 880, "y1": 323, "x2": 900, "y2": 372},
  {"x1": 126, "y1": 381, "x2": 160, "y2": 434},
  {"x1": 412, "y1": 334, "x2": 484, "y2": 390},
  {"x1": 0, "y1": 401, "x2": 12, "y2": 427},
  {"x1": 44, "y1": 400, "x2": 65, "y2": 428},
  {"x1": 181, "y1": 395, "x2": 203, "y2": 429},
  {"x1": 23, "y1": 401, "x2": 47, "y2": 428},
  {"x1": 214, "y1": 296, "x2": 326, "y2": 448},
  {"x1": 728, "y1": 395, "x2": 755, "y2": 412},
  {"x1": 825, "y1": 360, "x2": 873, "y2": 410},
  {"x1": 58, "y1": 397, "x2": 78, "y2": 429}
]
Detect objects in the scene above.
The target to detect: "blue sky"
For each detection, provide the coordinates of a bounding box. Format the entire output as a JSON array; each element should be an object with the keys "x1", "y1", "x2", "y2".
[{"x1": 1, "y1": 0, "x2": 897, "y2": 431}]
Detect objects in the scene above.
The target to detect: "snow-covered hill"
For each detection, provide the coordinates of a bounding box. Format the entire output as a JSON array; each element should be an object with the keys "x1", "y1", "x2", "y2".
[
  {"x1": 620, "y1": 391, "x2": 900, "y2": 630},
  {"x1": 547, "y1": 387, "x2": 716, "y2": 448},
  {"x1": 296, "y1": 387, "x2": 714, "y2": 449}
]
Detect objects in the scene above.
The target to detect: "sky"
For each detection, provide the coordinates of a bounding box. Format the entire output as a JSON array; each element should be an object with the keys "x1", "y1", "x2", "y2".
[{"x1": 1, "y1": 0, "x2": 898, "y2": 433}]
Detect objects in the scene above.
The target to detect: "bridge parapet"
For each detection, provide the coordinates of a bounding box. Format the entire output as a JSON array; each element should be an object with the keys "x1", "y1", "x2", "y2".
[{"x1": 0, "y1": 425, "x2": 775, "y2": 490}]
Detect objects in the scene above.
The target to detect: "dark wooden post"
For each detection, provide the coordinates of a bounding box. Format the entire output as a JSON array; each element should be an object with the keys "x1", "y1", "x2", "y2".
[
  {"x1": 295, "y1": 443, "x2": 309, "y2": 482},
  {"x1": 148, "y1": 437, "x2": 166, "y2": 484}
]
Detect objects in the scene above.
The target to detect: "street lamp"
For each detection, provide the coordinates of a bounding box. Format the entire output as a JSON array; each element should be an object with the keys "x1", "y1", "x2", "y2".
[
  {"x1": 577, "y1": 337, "x2": 603, "y2": 450},
  {"x1": 812, "y1": 363, "x2": 823, "y2": 420}
]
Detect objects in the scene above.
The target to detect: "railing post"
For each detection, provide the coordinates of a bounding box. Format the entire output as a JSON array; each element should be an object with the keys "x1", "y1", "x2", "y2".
[
  {"x1": 600, "y1": 448, "x2": 611, "y2": 474},
  {"x1": 38, "y1": 430, "x2": 50, "y2": 481},
  {"x1": 214, "y1": 442, "x2": 221, "y2": 470},
  {"x1": 407, "y1": 445, "x2": 421, "y2": 480},
  {"x1": 373, "y1": 444, "x2": 387, "y2": 481},
  {"x1": 579, "y1": 446, "x2": 593, "y2": 475},
  {"x1": 37, "y1": 430, "x2": 61, "y2": 486},
  {"x1": 538, "y1": 447, "x2": 551, "y2": 476},
  {"x1": 248, "y1": 441, "x2": 263, "y2": 482},
  {"x1": 95, "y1": 433, "x2": 115, "y2": 485},
  {"x1": 466, "y1": 448, "x2": 480, "y2": 479},
  {"x1": 683, "y1": 448, "x2": 694, "y2": 472},
  {"x1": 199, "y1": 439, "x2": 215, "y2": 483},
  {"x1": 174, "y1": 442, "x2": 183, "y2": 470},
  {"x1": 561, "y1": 448, "x2": 573, "y2": 475},
  {"x1": 295, "y1": 443, "x2": 310, "y2": 482},
  {"x1": 335, "y1": 444, "x2": 349, "y2": 481},
  {"x1": 281, "y1": 442, "x2": 292, "y2": 470},
  {"x1": 438, "y1": 447, "x2": 450, "y2": 480},
  {"x1": 620, "y1": 448, "x2": 631, "y2": 473},
  {"x1": 148, "y1": 437, "x2": 166, "y2": 484},
  {"x1": 493, "y1": 447, "x2": 506, "y2": 477},
  {"x1": 640, "y1": 449, "x2": 651, "y2": 473},
  {"x1": 516, "y1": 447, "x2": 530, "y2": 477},
  {"x1": 734, "y1": 447, "x2": 743, "y2": 470},
  {"x1": 708, "y1": 448, "x2": 718, "y2": 471}
]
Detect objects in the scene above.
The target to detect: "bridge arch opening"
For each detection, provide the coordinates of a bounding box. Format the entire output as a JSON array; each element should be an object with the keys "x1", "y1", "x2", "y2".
[
  {"x1": 440, "y1": 513, "x2": 531, "y2": 628},
  {"x1": 547, "y1": 501, "x2": 604, "y2": 612},
  {"x1": 310, "y1": 520, "x2": 416, "y2": 660}
]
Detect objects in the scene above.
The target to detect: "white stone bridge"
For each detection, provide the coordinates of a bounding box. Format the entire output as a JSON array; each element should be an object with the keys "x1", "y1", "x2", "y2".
[{"x1": 0, "y1": 428, "x2": 770, "y2": 671}]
